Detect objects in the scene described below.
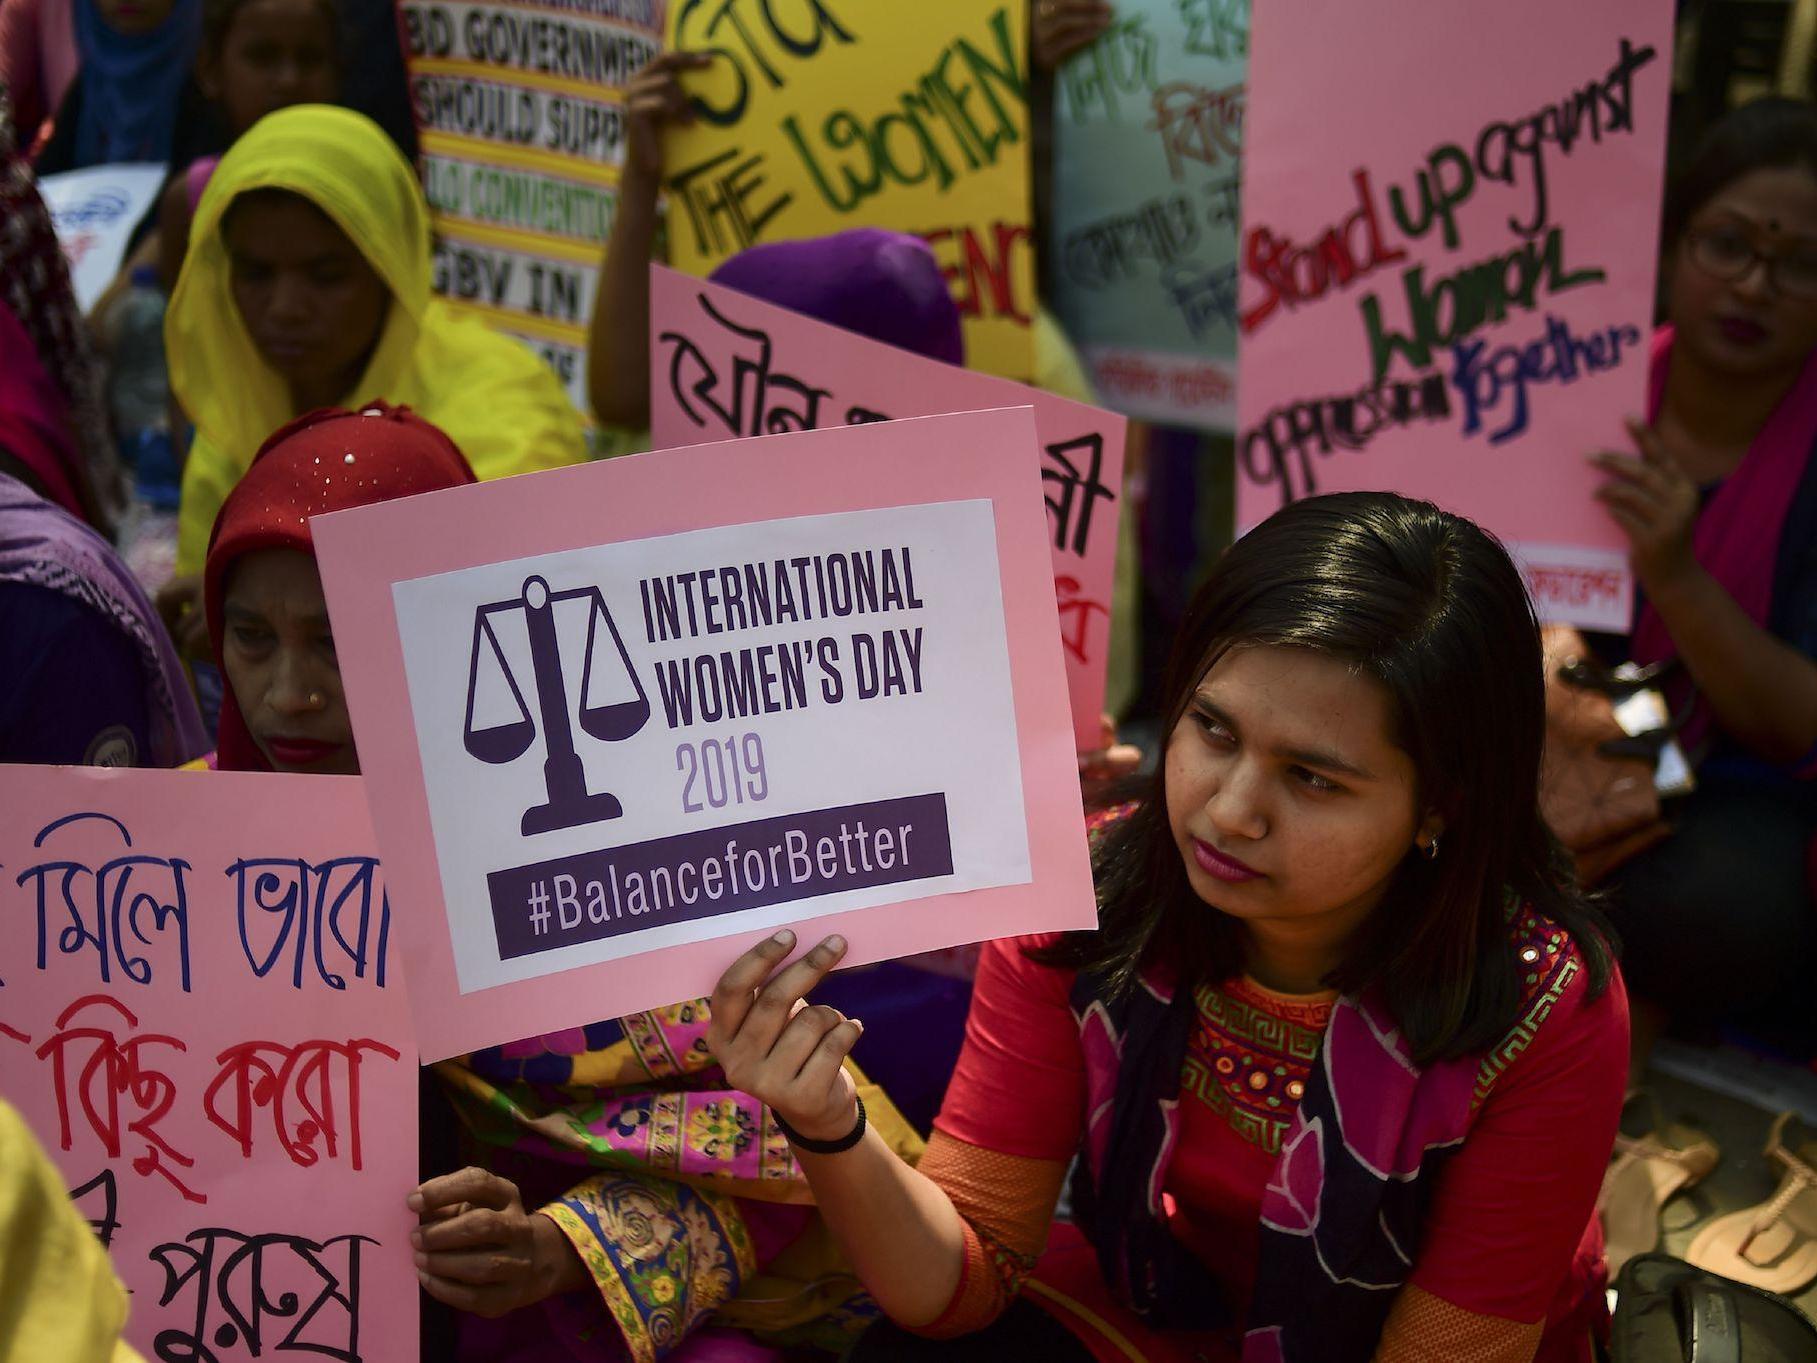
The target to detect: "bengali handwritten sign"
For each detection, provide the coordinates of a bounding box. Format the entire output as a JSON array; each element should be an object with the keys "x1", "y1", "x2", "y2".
[
  {"x1": 313, "y1": 408, "x2": 1093, "y2": 1060},
  {"x1": 660, "y1": 0, "x2": 1035, "y2": 381},
  {"x1": 0, "y1": 766, "x2": 417, "y2": 1362},
  {"x1": 400, "y1": 0, "x2": 666, "y2": 412},
  {"x1": 1236, "y1": 0, "x2": 1672, "y2": 630},
  {"x1": 649, "y1": 263, "x2": 1125, "y2": 747},
  {"x1": 1051, "y1": 0, "x2": 1247, "y2": 429},
  {"x1": 37, "y1": 163, "x2": 168, "y2": 312}
]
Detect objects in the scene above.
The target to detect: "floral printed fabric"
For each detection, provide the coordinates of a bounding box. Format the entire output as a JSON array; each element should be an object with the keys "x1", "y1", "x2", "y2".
[
  {"x1": 543, "y1": 1175, "x2": 757, "y2": 1363},
  {"x1": 441, "y1": 1001, "x2": 807, "y2": 1199},
  {"x1": 437, "y1": 998, "x2": 923, "y2": 1360}
]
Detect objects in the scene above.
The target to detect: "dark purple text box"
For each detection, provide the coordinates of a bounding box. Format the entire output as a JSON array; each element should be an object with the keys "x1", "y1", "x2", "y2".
[{"x1": 487, "y1": 793, "x2": 953, "y2": 960}]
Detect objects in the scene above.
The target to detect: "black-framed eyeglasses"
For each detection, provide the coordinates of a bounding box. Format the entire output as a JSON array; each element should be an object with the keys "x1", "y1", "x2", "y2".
[{"x1": 1686, "y1": 227, "x2": 1817, "y2": 300}]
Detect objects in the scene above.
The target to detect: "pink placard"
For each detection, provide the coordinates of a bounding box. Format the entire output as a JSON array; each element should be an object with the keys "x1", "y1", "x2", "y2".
[
  {"x1": 0, "y1": 765, "x2": 417, "y2": 1361},
  {"x1": 1235, "y1": 2, "x2": 1674, "y2": 632},
  {"x1": 313, "y1": 408, "x2": 1096, "y2": 1062},
  {"x1": 649, "y1": 263, "x2": 1127, "y2": 749}
]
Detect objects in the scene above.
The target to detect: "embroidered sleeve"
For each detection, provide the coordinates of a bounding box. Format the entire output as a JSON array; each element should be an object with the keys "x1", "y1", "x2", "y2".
[
  {"x1": 907, "y1": 1131, "x2": 1069, "y2": 1337},
  {"x1": 537, "y1": 1170, "x2": 759, "y2": 1363},
  {"x1": 1409, "y1": 915, "x2": 1629, "y2": 1327},
  {"x1": 1371, "y1": 1284, "x2": 1544, "y2": 1363}
]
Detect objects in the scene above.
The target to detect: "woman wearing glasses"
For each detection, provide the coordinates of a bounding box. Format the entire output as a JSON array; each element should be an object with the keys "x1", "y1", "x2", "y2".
[{"x1": 1591, "y1": 97, "x2": 1817, "y2": 1071}]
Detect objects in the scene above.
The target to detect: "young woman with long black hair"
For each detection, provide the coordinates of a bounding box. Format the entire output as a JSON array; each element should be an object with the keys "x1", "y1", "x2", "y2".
[{"x1": 706, "y1": 492, "x2": 1628, "y2": 1363}]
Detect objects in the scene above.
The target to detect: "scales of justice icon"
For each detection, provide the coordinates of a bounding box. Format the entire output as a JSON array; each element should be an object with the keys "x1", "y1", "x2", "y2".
[{"x1": 463, "y1": 575, "x2": 651, "y2": 836}]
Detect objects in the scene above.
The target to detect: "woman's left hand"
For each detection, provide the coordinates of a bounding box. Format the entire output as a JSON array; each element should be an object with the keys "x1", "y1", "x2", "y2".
[
  {"x1": 408, "y1": 1167, "x2": 587, "y2": 1317},
  {"x1": 1590, "y1": 418, "x2": 1702, "y2": 597}
]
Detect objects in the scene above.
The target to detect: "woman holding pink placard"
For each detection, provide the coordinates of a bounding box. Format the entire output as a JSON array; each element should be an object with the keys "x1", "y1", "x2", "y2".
[{"x1": 705, "y1": 492, "x2": 1628, "y2": 1363}]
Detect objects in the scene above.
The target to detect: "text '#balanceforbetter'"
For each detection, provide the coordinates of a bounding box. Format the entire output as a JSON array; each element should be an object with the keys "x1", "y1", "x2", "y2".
[{"x1": 485, "y1": 793, "x2": 954, "y2": 960}]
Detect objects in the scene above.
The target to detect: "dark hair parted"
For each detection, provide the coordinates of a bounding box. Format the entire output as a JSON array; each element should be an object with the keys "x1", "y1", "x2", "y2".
[
  {"x1": 1035, "y1": 492, "x2": 1614, "y2": 1067},
  {"x1": 1664, "y1": 97, "x2": 1817, "y2": 247}
]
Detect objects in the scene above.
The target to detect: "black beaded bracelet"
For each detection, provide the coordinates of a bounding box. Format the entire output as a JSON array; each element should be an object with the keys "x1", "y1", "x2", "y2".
[{"x1": 773, "y1": 1096, "x2": 867, "y2": 1155}]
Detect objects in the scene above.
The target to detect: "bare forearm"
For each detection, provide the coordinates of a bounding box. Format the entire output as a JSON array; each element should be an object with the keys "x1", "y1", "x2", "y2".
[
  {"x1": 1648, "y1": 566, "x2": 1817, "y2": 764},
  {"x1": 792, "y1": 1128, "x2": 968, "y2": 1328},
  {"x1": 587, "y1": 166, "x2": 661, "y2": 428}
]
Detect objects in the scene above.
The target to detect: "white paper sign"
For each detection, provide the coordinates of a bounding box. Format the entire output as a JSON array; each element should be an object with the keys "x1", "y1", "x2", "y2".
[
  {"x1": 391, "y1": 499, "x2": 1033, "y2": 994},
  {"x1": 37, "y1": 163, "x2": 168, "y2": 311}
]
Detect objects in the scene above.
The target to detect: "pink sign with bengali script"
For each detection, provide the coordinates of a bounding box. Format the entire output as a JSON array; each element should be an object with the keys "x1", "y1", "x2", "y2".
[
  {"x1": 649, "y1": 263, "x2": 1127, "y2": 749},
  {"x1": 0, "y1": 765, "x2": 418, "y2": 1362},
  {"x1": 1235, "y1": 1, "x2": 1675, "y2": 631}
]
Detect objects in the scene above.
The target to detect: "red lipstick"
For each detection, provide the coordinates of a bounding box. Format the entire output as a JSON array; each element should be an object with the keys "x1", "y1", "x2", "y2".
[
  {"x1": 1192, "y1": 838, "x2": 1262, "y2": 883},
  {"x1": 264, "y1": 736, "x2": 344, "y2": 767}
]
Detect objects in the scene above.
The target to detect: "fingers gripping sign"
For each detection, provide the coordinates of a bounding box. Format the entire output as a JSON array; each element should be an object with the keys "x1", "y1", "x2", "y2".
[
  {"x1": 625, "y1": 50, "x2": 713, "y2": 181},
  {"x1": 407, "y1": 1167, "x2": 587, "y2": 1317},
  {"x1": 708, "y1": 929, "x2": 865, "y2": 1146}
]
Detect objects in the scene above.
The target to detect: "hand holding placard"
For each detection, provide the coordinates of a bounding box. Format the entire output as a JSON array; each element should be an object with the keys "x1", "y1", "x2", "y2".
[
  {"x1": 706, "y1": 929, "x2": 864, "y2": 1145},
  {"x1": 314, "y1": 407, "x2": 1096, "y2": 1062}
]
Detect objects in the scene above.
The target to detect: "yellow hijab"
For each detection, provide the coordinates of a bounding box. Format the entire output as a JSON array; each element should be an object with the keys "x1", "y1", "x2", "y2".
[
  {"x1": 168, "y1": 105, "x2": 586, "y2": 574},
  {"x1": 0, "y1": 1100, "x2": 144, "y2": 1362}
]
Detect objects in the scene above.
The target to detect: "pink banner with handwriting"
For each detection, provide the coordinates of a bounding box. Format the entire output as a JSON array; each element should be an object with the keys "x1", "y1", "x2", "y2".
[
  {"x1": 0, "y1": 766, "x2": 418, "y2": 1361},
  {"x1": 1235, "y1": 1, "x2": 1674, "y2": 631},
  {"x1": 649, "y1": 263, "x2": 1126, "y2": 748}
]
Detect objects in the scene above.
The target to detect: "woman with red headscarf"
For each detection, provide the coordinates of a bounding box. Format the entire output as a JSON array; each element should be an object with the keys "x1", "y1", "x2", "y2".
[
  {"x1": 202, "y1": 401, "x2": 475, "y2": 773},
  {"x1": 200, "y1": 402, "x2": 919, "y2": 1362}
]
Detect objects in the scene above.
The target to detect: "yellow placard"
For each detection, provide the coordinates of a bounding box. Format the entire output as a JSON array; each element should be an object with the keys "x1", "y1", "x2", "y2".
[{"x1": 662, "y1": 0, "x2": 1035, "y2": 380}]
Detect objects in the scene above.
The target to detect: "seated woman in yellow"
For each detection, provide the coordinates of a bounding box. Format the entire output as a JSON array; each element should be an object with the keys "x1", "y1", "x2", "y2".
[{"x1": 160, "y1": 103, "x2": 585, "y2": 642}]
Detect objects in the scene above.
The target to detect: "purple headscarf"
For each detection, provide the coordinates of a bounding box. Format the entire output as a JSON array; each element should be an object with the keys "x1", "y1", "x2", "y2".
[
  {"x1": 0, "y1": 473, "x2": 209, "y2": 766},
  {"x1": 708, "y1": 228, "x2": 965, "y2": 365}
]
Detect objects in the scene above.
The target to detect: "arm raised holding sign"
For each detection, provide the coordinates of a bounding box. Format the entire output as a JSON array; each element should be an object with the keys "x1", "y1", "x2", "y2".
[
  {"x1": 708, "y1": 929, "x2": 977, "y2": 1327},
  {"x1": 708, "y1": 494, "x2": 1629, "y2": 1361},
  {"x1": 587, "y1": 51, "x2": 710, "y2": 429}
]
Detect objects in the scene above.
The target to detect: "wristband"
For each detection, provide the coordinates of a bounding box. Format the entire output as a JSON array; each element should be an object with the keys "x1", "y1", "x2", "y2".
[{"x1": 773, "y1": 1096, "x2": 866, "y2": 1155}]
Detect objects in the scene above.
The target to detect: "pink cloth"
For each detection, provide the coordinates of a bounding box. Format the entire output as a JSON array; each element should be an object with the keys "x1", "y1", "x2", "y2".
[
  {"x1": 0, "y1": 300, "x2": 84, "y2": 519},
  {"x1": 1635, "y1": 324, "x2": 1817, "y2": 760},
  {"x1": 203, "y1": 403, "x2": 477, "y2": 772},
  {"x1": 183, "y1": 153, "x2": 218, "y2": 213},
  {"x1": 0, "y1": 0, "x2": 78, "y2": 154}
]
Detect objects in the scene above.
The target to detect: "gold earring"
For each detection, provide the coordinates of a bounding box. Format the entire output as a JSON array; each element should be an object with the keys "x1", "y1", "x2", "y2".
[{"x1": 1421, "y1": 836, "x2": 1440, "y2": 861}]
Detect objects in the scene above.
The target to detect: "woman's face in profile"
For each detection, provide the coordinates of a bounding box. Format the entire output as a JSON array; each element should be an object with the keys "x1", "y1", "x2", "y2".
[
  {"x1": 220, "y1": 547, "x2": 359, "y2": 775},
  {"x1": 1163, "y1": 645, "x2": 1434, "y2": 943},
  {"x1": 1670, "y1": 165, "x2": 1817, "y2": 379}
]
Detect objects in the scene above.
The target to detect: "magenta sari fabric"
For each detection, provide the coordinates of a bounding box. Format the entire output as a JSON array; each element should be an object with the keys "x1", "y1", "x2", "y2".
[{"x1": 1633, "y1": 325, "x2": 1817, "y2": 764}]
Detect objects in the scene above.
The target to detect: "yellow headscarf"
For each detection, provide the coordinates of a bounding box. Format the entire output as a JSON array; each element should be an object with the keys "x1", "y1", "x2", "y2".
[
  {"x1": 0, "y1": 1100, "x2": 144, "y2": 1362},
  {"x1": 168, "y1": 104, "x2": 586, "y2": 575}
]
